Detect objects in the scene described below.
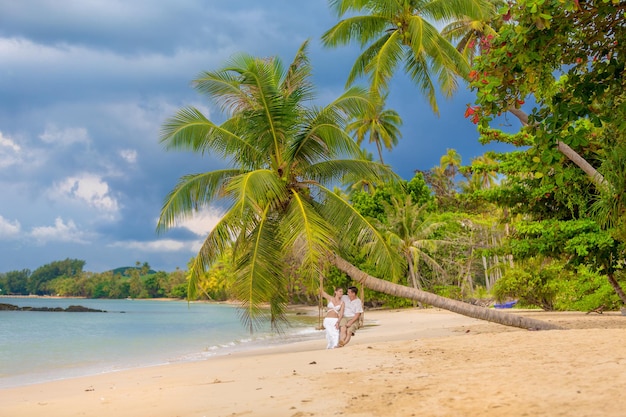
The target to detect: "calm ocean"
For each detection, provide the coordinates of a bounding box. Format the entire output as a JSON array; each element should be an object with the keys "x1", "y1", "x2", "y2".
[{"x1": 0, "y1": 297, "x2": 320, "y2": 389}]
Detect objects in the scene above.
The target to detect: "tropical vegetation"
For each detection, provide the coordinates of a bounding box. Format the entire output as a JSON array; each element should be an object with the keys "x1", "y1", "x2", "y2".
[{"x1": 3, "y1": 1, "x2": 624, "y2": 332}]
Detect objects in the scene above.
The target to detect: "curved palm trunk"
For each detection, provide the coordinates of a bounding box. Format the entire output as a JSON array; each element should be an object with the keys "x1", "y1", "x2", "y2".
[
  {"x1": 406, "y1": 257, "x2": 423, "y2": 308},
  {"x1": 607, "y1": 273, "x2": 626, "y2": 305},
  {"x1": 332, "y1": 254, "x2": 564, "y2": 331}
]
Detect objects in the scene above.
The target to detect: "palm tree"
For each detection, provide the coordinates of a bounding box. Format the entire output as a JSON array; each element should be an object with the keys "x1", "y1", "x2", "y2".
[
  {"x1": 346, "y1": 92, "x2": 403, "y2": 163},
  {"x1": 158, "y1": 41, "x2": 402, "y2": 331},
  {"x1": 440, "y1": 148, "x2": 462, "y2": 178},
  {"x1": 159, "y1": 42, "x2": 563, "y2": 332},
  {"x1": 379, "y1": 196, "x2": 449, "y2": 306},
  {"x1": 341, "y1": 148, "x2": 380, "y2": 194},
  {"x1": 470, "y1": 154, "x2": 498, "y2": 189},
  {"x1": 321, "y1": 0, "x2": 494, "y2": 114}
]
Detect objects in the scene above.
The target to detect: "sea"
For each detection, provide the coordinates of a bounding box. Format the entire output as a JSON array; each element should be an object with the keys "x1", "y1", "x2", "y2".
[{"x1": 0, "y1": 297, "x2": 321, "y2": 389}]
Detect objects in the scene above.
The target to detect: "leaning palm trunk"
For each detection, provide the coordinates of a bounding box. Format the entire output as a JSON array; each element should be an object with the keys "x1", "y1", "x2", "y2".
[
  {"x1": 332, "y1": 254, "x2": 564, "y2": 331},
  {"x1": 508, "y1": 107, "x2": 607, "y2": 189}
]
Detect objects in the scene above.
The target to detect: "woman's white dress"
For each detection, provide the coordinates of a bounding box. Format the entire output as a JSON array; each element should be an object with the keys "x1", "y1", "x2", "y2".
[{"x1": 324, "y1": 301, "x2": 341, "y2": 349}]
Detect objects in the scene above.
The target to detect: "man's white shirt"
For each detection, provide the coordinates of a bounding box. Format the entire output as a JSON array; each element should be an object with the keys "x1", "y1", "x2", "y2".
[{"x1": 341, "y1": 294, "x2": 363, "y2": 318}]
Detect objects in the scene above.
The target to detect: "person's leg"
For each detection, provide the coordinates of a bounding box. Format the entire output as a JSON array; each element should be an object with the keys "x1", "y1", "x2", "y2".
[
  {"x1": 323, "y1": 317, "x2": 338, "y2": 349},
  {"x1": 329, "y1": 318, "x2": 339, "y2": 348},
  {"x1": 342, "y1": 322, "x2": 359, "y2": 346},
  {"x1": 338, "y1": 317, "x2": 349, "y2": 346}
]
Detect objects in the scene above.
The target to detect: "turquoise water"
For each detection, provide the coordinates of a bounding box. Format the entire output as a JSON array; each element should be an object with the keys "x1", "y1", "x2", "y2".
[{"x1": 0, "y1": 297, "x2": 320, "y2": 388}]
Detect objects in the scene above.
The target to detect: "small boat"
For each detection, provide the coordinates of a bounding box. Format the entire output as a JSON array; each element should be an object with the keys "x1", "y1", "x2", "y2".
[{"x1": 494, "y1": 300, "x2": 518, "y2": 309}]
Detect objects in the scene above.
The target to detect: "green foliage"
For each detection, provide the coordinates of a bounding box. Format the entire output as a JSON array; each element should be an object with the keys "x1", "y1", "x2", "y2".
[
  {"x1": 492, "y1": 258, "x2": 563, "y2": 310},
  {"x1": 0, "y1": 269, "x2": 30, "y2": 295},
  {"x1": 322, "y1": 0, "x2": 494, "y2": 113},
  {"x1": 555, "y1": 265, "x2": 622, "y2": 311},
  {"x1": 362, "y1": 287, "x2": 414, "y2": 309},
  {"x1": 350, "y1": 172, "x2": 433, "y2": 223},
  {"x1": 431, "y1": 285, "x2": 463, "y2": 300},
  {"x1": 494, "y1": 259, "x2": 622, "y2": 311},
  {"x1": 480, "y1": 148, "x2": 595, "y2": 220},
  {"x1": 467, "y1": 1, "x2": 626, "y2": 299},
  {"x1": 27, "y1": 258, "x2": 85, "y2": 295},
  {"x1": 510, "y1": 219, "x2": 621, "y2": 274}
]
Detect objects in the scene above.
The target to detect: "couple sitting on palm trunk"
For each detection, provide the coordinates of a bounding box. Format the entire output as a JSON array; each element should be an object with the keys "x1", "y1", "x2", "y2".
[{"x1": 320, "y1": 286, "x2": 364, "y2": 349}]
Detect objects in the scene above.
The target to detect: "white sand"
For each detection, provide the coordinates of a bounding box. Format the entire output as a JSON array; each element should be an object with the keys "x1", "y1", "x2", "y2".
[{"x1": 1, "y1": 308, "x2": 625, "y2": 417}]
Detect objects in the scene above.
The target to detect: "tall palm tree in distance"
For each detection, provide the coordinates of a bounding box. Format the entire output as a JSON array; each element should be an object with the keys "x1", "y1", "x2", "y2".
[
  {"x1": 321, "y1": 0, "x2": 494, "y2": 114},
  {"x1": 347, "y1": 92, "x2": 403, "y2": 164}
]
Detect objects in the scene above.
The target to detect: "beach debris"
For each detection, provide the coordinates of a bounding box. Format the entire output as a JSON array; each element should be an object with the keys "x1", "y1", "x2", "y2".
[
  {"x1": 586, "y1": 305, "x2": 605, "y2": 315},
  {"x1": 308, "y1": 361, "x2": 316, "y2": 365}
]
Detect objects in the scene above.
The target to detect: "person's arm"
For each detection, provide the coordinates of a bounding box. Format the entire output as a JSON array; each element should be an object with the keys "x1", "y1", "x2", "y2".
[
  {"x1": 336, "y1": 302, "x2": 345, "y2": 328},
  {"x1": 320, "y1": 288, "x2": 332, "y2": 302},
  {"x1": 347, "y1": 312, "x2": 361, "y2": 327}
]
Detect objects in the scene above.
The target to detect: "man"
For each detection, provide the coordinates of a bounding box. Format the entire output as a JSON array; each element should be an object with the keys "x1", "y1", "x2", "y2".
[{"x1": 338, "y1": 286, "x2": 363, "y2": 347}]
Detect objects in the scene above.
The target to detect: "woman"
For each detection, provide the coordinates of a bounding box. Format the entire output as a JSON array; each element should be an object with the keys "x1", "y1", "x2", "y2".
[{"x1": 320, "y1": 288, "x2": 344, "y2": 349}]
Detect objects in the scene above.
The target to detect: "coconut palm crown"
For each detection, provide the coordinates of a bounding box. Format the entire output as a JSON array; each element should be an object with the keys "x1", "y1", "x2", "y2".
[
  {"x1": 157, "y1": 41, "x2": 401, "y2": 332},
  {"x1": 322, "y1": 0, "x2": 494, "y2": 114}
]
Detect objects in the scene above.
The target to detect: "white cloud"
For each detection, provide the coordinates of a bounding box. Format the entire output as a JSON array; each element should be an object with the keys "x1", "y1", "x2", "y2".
[
  {"x1": 39, "y1": 124, "x2": 90, "y2": 146},
  {"x1": 176, "y1": 207, "x2": 224, "y2": 237},
  {"x1": 0, "y1": 131, "x2": 22, "y2": 168},
  {"x1": 0, "y1": 215, "x2": 21, "y2": 238},
  {"x1": 119, "y1": 149, "x2": 137, "y2": 163},
  {"x1": 50, "y1": 173, "x2": 119, "y2": 214},
  {"x1": 109, "y1": 239, "x2": 189, "y2": 252},
  {"x1": 30, "y1": 217, "x2": 88, "y2": 244}
]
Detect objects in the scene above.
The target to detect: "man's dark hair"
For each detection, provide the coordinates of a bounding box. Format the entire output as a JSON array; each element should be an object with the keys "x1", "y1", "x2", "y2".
[{"x1": 347, "y1": 286, "x2": 358, "y2": 295}]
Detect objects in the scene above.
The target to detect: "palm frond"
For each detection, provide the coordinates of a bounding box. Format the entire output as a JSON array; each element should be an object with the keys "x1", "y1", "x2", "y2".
[
  {"x1": 321, "y1": 15, "x2": 389, "y2": 48},
  {"x1": 289, "y1": 89, "x2": 371, "y2": 165},
  {"x1": 279, "y1": 191, "x2": 336, "y2": 279},
  {"x1": 367, "y1": 30, "x2": 404, "y2": 94},
  {"x1": 403, "y1": 52, "x2": 439, "y2": 114},
  {"x1": 305, "y1": 158, "x2": 398, "y2": 187},
  {"x1": 193, "y1": 58, "x2": 258, "y2": 114},
  {"x1": 232, "y1": 206, "x2": 286, "y2": 333},
  {"x1": 281, "y1": 40, "x2": 314, "y2": 100},
  {"x1": 422, "y1": 0, "x2": 494, "y2": 22},
  {"x1": 222, "y1": 170, "x2": 288, "y2": 217},
  {"x1": 316, "y1": 184, "x2": 404, "y2": 281},
  {"x1": 159, "y1": 107, "x2": 261, "y2": 161},
  {"x1": 328, "y1": 0, "x2": 371, "y2": 16},
  {"x1": 156, "y1": 169, "x2": 242, "y2": 232},
  {"x1": 345, "y1": 33, "x2": 394, "y2": 87}
]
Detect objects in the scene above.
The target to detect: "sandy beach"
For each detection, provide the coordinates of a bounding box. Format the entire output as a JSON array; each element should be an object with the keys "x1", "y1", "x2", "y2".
[{"x1": 1, "y1": 308, "x2": 625, "y2": 417}]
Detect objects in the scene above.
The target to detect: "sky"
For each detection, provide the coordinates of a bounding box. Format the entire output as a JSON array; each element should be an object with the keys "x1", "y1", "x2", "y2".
[{"x1": 0, "y1": 0, "x2": 516, "y2": 274}]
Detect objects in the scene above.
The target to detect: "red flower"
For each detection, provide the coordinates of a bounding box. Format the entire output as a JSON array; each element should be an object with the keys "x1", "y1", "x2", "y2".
[
  {"x1": 465, "y1": 106, "x2": 480, "y2": 124},
  {"x1": 468, "y1": 70, "x2": 478, "y2": 80}
]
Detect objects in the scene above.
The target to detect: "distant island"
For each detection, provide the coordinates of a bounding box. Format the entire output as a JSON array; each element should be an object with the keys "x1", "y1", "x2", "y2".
[{"x1": 0, "y1": 303, "x2": 106, "y2": 313}]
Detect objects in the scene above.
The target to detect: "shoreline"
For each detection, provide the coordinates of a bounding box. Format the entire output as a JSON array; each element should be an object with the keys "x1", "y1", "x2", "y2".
[
  {"x1": 1, "y1": 308, "x2": 625, "y2": 416},
  {"x1": 0, "y1": 299, "x2": 321, "y2": 390}
]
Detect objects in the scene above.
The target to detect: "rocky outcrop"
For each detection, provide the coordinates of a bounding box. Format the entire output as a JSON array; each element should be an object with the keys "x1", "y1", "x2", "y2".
[{"x1": 0, "y1": 303, "x2": 106, "y2": 312}]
